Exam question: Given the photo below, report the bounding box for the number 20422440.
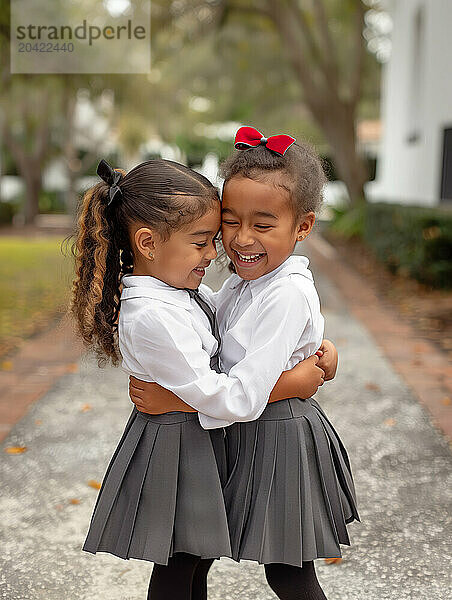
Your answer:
[18,42,74,53]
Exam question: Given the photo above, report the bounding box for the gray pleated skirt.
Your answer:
[83,407,232,565]
[223,397,360,567]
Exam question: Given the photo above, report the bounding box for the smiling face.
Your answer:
[221,175,314,281]
[132,203,221,289]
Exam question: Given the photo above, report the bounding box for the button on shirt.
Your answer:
[198,255,325,429]
[119,274,286,429]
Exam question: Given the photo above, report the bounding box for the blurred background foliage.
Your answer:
[0,0,450,361]
[1,0,383,221]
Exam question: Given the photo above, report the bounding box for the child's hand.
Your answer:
[269,355,326,402]
[315,339,338,381]
[289,355,325,399]
[128,376,197,414]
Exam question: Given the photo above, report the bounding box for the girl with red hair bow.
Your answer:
[129,128,360,599]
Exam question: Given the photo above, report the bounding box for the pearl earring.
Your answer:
[148,252,154,260]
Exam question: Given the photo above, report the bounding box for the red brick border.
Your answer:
[0,314,84,443]
[307,234,452,445]
[1,236,451,446]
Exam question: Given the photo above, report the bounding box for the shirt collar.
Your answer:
[230,255,313,298]
[120,274,194,310]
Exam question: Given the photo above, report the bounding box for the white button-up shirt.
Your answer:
[119,254,323,430]
[199,255,324,428]
[119,274,281,428]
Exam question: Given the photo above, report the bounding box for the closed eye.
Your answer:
[222,220,239,226]
[255,225,272,230]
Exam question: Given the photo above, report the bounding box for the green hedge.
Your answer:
[0,190,66,226]
[38,190,66,213]
[0,201,20,225]
[364,202,452,289]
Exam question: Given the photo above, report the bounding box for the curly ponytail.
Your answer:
[68,173,128,367]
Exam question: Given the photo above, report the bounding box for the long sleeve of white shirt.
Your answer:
[197,280,315,428]
[129,275,314,429]
[129,299,304,429]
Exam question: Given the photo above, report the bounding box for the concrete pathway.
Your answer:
[1,245,451,599]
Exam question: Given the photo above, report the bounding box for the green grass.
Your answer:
[0,236,75,360]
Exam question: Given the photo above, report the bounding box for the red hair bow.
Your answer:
[234,126,296,156]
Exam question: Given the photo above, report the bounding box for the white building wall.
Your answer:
[368,0,452,206]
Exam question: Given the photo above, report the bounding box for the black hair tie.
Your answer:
[97,159,124,207]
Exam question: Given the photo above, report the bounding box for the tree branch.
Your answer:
[224,0,272,20]
[283,0,339,99]
[35,91,51,166]
[349,0,366,106]
[265,0,329,105]
[286,0,319,59]
[311,0,340,91]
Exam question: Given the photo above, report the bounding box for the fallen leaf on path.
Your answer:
[35,419,42,425]
[384,418,396,426]
[69,498,81,505]
[441,397,451,406]
[88,480,101,490]
[4,446,27,454]
[324,558,342,565]
[81,404,92,412]
[118,569,132,577]
[67,363,79,373]
[0,361,13,371]
[365,382,380,391]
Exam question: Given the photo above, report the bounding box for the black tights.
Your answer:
[264,561,328,600]
[147,552,214,600]
[148,554,327,600]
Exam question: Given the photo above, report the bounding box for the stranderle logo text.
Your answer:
[16,20,146,46]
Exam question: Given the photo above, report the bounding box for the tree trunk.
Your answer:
[3,111,49,224]
[259,0,369,206]
[23,168,42,224]
[314,101,368,205]
[287,60,368,206]
[2,83,51,224]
